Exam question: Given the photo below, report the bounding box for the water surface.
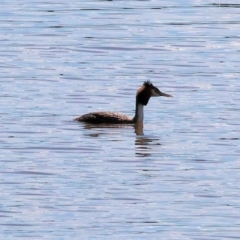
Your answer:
[0,0,240,239]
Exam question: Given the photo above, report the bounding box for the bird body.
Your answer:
[75,111,133,124]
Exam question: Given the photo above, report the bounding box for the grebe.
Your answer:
[74,81,172,124]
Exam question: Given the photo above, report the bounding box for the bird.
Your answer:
[74,81,172,124]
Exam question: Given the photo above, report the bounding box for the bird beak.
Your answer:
[159,92,173,97]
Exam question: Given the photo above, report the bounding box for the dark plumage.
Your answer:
[75,112,133,124]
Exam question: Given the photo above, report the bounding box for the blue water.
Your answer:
[1,1,240,239]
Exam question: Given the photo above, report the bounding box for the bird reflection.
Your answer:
[134,123,162,157]
[134,122,144,135]
[81,123,133,137]
[81,122,145,136]
[135,135,161,157]
[80,123,162,158]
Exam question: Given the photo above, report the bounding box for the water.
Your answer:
[1,0,240,239]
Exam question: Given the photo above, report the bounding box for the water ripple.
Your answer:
[0,0,239,239]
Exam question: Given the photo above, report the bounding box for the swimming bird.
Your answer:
[74,81,172,124]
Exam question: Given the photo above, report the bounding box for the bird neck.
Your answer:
[133,101,144,123]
